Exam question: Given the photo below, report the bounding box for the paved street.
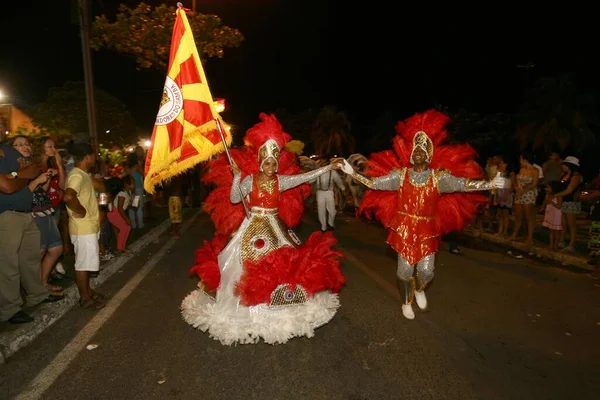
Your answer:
[1,210,599,399]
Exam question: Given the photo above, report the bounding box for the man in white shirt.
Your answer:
[312,160,346,232]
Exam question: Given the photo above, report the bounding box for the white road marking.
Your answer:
[17,211,202,400]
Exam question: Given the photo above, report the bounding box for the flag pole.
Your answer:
[215,118,250,219]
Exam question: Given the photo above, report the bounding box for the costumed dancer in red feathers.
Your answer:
[181,113,346,345]
[340,109,508,320]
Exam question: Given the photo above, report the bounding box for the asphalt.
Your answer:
[1,204,595,365]
[2,209,598,399]
[0,206,190,364]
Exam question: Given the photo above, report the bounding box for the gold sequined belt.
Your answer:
[397,210,435,220]
[251,207,278,215]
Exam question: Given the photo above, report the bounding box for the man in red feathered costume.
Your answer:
[181,113,346,345]
[340,109,508,320]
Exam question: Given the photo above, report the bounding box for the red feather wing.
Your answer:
[357,150,402,229]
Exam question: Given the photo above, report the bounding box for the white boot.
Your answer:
[401,303,415,319]
[414,290,427,310]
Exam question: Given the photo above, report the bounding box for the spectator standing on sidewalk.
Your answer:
[554,156,583,252]
[509,152,539,250]
[493,155,515,237]
[106,174,134,254]
[39,137,70,283]
[127,154,145,229]
[581,170,600,278]
[1,143,63,324]
[12,136,64,295]
[541,181,563,250]
[542,151,563,184]
[64,142,106,310]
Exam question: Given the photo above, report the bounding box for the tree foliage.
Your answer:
[436,105,516,160]
[90,2,245,72]
[29,82,137,146]
[311,105,354,158]
[274,108,317,153]
[516,73,598,155]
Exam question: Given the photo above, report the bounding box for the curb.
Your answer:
[462,228,594,273]
[0,211,193,364]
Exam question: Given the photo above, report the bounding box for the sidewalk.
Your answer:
[0,206,196,363]
[461,212,594,273]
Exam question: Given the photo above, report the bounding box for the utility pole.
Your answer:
[192,0,196,12]
[78,0,99,153]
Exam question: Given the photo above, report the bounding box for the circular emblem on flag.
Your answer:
[155,76,183,126]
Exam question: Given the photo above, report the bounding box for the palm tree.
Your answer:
[311,105,354,158]
[516,73,598,155]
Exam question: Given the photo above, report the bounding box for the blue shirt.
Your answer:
[0,144,33,213]
[131,170,144,193]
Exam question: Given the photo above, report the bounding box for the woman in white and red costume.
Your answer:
[181,113,346,345]
[340,109,507,320]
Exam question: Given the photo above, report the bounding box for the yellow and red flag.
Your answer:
[144,6,231,193]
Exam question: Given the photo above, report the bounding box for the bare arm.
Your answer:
[519,169,539,193]
[92,176,106,193]
[56,154,66,191]
[63,188,86,217]
[28,172,50,192]
[0,174,29,194]
[0,162,42,194]
[117,196,130,224]
[553,174,582,199]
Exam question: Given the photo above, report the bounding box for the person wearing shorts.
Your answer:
[64,142,106,310]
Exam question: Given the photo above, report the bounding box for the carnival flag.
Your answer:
[144,5,231,193]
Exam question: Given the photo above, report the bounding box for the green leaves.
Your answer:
[90,2,244,72]
[29,82,137,146]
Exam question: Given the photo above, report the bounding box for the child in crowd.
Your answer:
[107,175,135,254]
[542,181,563,249]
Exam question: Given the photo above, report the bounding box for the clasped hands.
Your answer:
[330,158,354,174]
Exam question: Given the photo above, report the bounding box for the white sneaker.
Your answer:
[402,303,415,319]
[414,290,427,310]
[55,261,66,274]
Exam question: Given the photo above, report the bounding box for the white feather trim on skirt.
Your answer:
[181,289,340,345]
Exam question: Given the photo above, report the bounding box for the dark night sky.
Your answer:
[0,0,597,145]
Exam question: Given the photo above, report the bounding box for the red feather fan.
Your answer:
[358,109,487,236]
[235,231,346,306]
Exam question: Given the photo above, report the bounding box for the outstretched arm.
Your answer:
[278,165,335,192]
[437,170,507,193]
[340,159,401,191]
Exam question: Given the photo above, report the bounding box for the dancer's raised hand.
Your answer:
[230,162,241,175]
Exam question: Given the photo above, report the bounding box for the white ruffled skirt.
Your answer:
[181,216,340,345]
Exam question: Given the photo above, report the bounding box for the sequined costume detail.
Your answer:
[241,176,296,262]
[387,169,441,265]
[357,168,491,266]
